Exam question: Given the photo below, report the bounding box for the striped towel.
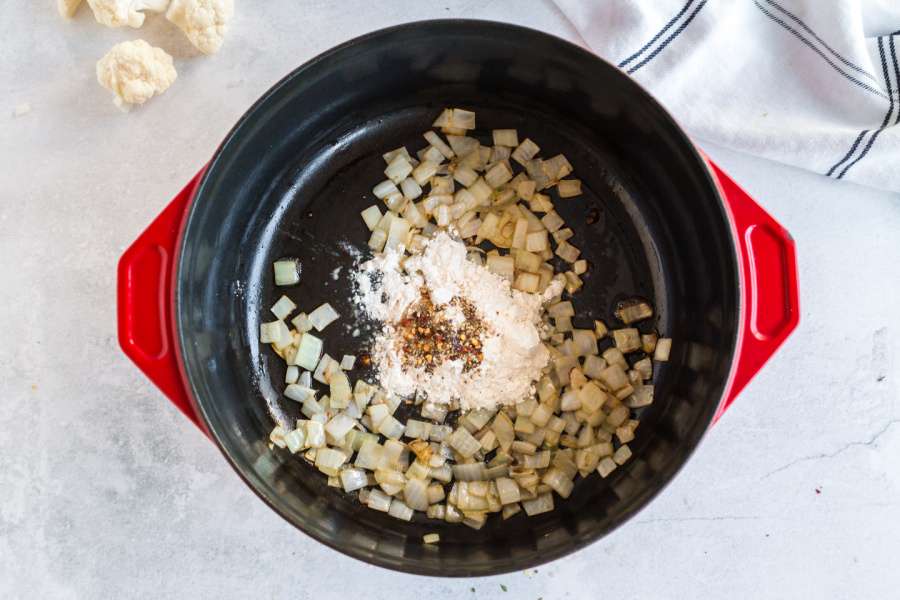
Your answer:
[554,0,900,192]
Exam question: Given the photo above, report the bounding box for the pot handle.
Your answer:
[706,161,800,419]
[117,171,205,429]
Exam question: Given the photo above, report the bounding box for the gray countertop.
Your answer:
[2,1,899,598]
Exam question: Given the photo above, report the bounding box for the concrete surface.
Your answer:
[1,1,898,598]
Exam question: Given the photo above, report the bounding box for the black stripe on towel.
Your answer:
[626,0,708,75]
[618,0,695,68]
[762,0,880,83]
[836,37,897,179]
[753,0,889,100]
[825,130,869,177]
[891,35,900,124]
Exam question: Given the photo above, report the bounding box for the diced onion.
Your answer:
[522,492,554,516]
[373,179,400,199]
[366,488,392,512]
[340,468,368,492]
[449,428,481,458]
[308,303,339,332]
[294,332,323,370]
[511,138,540,166]
[259,320,290,346]
[270,295,296,320]
[612,328,641,353]
[340,354,356,370]
[492,129,519,147]
[654,337,672,361]
[557,179,582,198]
[368,229,387,252]
[385,154,414,184]
[555,240,580,263]
[273,260,300,286]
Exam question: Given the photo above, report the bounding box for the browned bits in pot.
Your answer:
[396,289,487,373]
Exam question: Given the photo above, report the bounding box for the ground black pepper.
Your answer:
[397,289,485,372]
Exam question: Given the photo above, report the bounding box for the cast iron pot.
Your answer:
[117,20,799,577]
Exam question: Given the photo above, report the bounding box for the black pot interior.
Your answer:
[176,20,740,576]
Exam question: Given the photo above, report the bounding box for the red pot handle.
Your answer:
[117,170,206,429]
[707,160,800,420]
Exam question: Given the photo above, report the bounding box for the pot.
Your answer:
[117,20,798,576]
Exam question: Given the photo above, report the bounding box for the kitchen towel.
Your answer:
[553,0,900,192]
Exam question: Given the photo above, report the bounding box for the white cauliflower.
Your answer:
[166,0,233,55]
[57,0,83,18]
[96,40,177,111]
[86,0,170,28]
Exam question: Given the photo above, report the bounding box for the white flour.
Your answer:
[353,232,562,412]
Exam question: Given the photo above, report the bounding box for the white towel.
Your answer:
[553,0,900,192]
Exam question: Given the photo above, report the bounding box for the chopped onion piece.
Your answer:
[449,427,481,458]
[613,444,633,465]
[467,177,492,205]
[403,478,429,511]
[385,154,414,184]
[573,259,588,275]
[522,492,554,516]
[514,249,542,273]
[492,129,519,147]
[399,177,423,201]
[368,229,387,252]
[597,457,617,478]
[273,260,300,286]
[572,329,598,356]
[422,145,446,165]
[340,355,356,370]
[424,130,455,159]
[557,179,582,198]
[542,154,573,181]
[307,303,339,332]
[553,227,574,243]
[366,488,392,512]
[383,146,414,164]
[485,160,514,188]
[513,272,540,293]
[449,108,476,129]
[525,231,549,253]
[270,295,296,321]
[412,161,440,185]
[452,165,479,188]
[305,421,325,448]
[423,533,440,544]
[555,240,581,263]
[612,328,641,353]
[294,332,323,370]
[540,211,565,233]
[284,365,299,385]
[447,135,479,157]
[564,271,583,293]
[385,216,411,251]
[655,337,672,361]
[485,255,515,281]
[373,179,400,200]
[511,138,540,166]
[360,205,383,231]
[340,468,368,492]
[259,320,290,346]
[378,415,406,440]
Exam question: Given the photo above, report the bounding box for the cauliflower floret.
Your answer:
[166,0,233,55]
[57,0,83,18]
[86,0,170,28]
[96,40,177,111]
